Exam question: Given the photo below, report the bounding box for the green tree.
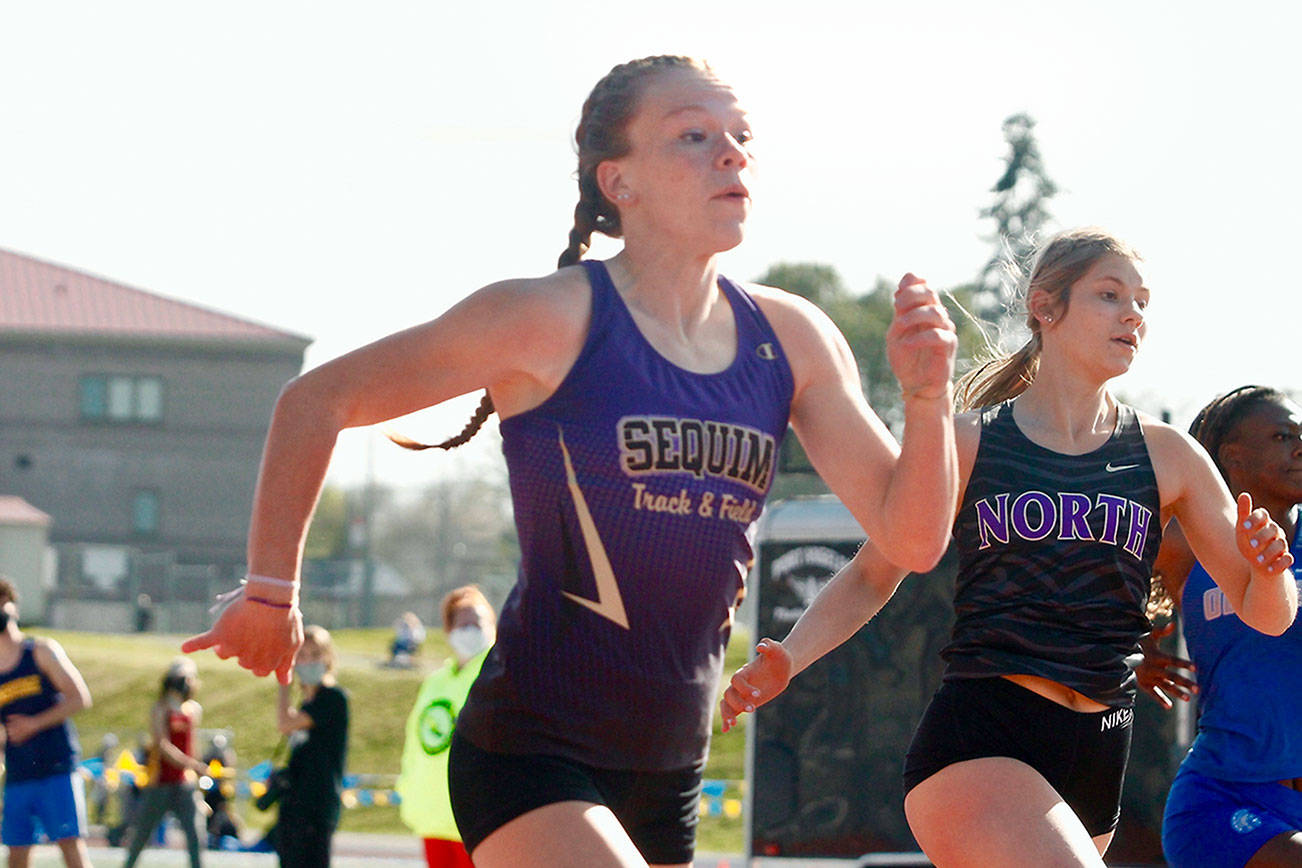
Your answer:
[756,262,848,307]
[757,265,994,498]
[977,113,1058,318]
[304,484,350,559]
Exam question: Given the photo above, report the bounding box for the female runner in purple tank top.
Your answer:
[182,56,961,867]
[721,228,1297,867]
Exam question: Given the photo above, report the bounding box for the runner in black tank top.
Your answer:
[721,228,1297,868]
[943,399,1160,705]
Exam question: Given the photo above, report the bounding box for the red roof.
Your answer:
[0,496,51,527]
[0,247,310,346]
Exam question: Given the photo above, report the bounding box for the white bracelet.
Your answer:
[245,573,296,588]
[244,573,299,606]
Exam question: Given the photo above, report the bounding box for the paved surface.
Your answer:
[24,833,758,867]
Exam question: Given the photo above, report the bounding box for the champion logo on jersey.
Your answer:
[756,342,777,360]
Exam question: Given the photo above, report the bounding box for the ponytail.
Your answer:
[955,227,1140,412]
[387,392,495,452]
[558,175,603,269]
[954,333,1042,411]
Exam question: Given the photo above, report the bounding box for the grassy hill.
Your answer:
[42,626,750,852]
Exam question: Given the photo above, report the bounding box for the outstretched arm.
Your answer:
[720,542,908,732]
[183,271,590,681]
[765,276,958,572]
[1153,424,1297,636]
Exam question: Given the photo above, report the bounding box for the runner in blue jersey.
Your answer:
[1137,386,1302,867]
[721,229,1298,867]
[184,56,962,867]
[0,578,95,868]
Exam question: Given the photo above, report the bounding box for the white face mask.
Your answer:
[448,625,490,661]
[295,661,327,686]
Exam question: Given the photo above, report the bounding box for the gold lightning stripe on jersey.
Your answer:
[557,429,630,630]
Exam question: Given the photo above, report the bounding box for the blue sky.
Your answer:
[3,1,1297,486]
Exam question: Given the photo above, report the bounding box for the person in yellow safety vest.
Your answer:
[397,586,497,868]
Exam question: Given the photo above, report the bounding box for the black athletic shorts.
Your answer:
[448,729,704,864]
[903,675,1133,836]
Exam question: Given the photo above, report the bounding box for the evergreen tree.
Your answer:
[976,113,1058,320]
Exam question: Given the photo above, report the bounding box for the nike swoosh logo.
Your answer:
[1105,461,1141,473]
[557,429,630,630]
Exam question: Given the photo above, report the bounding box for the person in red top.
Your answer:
[123,659,207,868]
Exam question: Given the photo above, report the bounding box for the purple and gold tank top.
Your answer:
[456,259,793,770]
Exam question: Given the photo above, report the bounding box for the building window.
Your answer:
[107,377,134,420]
[136,378,163,421]
[80,375,164,423]
[80,377,107,418]
[132,490,159,535]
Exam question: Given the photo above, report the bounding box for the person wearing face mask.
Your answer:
[395,587,497,868]
[123,658,207,868]
[274,626,348,868]
[0,577,94,868]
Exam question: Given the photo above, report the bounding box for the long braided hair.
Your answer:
[394,55,709,452]
[1147,386,1290,621]
[955,227,1142,411]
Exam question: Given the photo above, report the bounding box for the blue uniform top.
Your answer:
[944,401,1162,707]
[1180,519,1302,782]
[456,259,794,771]
[0,639,80,783]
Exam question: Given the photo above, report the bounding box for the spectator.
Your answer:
[0,576,94,868]
[200,734,241,850]
[397,587,496,867]
[389,613,426,668]
[122,659,206,868]
[275,626,349,868]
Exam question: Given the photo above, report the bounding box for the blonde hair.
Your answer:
[955,227,1141,411]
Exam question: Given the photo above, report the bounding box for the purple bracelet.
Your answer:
[246,596,293,610]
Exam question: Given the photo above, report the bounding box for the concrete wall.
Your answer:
[0,334,305,579]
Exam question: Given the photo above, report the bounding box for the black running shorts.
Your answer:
[903,675,1133,836]
[448,729,704,864]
